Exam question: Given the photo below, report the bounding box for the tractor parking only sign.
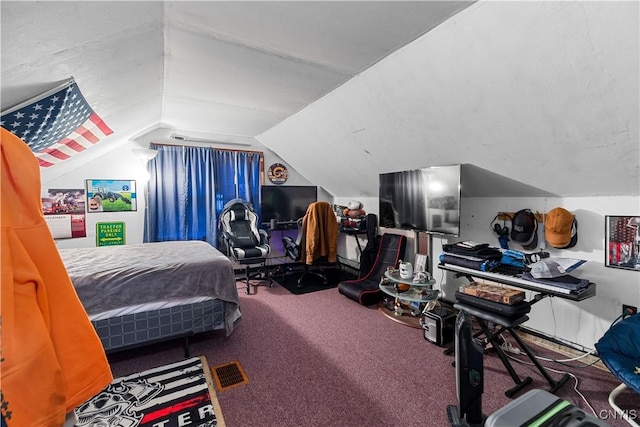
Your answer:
[96,221,126,246]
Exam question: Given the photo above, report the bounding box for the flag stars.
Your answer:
[0,82,111,165]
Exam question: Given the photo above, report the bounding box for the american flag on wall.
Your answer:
[0,79,113,167]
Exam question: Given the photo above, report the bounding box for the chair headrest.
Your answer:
[231,208,248,221]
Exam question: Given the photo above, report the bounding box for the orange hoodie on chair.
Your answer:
[0,128,113,426]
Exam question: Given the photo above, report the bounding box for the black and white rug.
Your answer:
[72,356,224,427]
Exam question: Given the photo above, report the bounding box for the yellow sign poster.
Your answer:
[96,221,126,246]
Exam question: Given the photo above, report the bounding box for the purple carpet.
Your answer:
[108,280,639,426]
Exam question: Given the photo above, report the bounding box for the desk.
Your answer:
[340,227,367,255]
[438,262,596,397]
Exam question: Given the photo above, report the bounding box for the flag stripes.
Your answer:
[0,79,112,167]
[74,357,219,427]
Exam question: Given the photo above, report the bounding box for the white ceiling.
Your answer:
[2,1,638,199]
[1,1,473,142]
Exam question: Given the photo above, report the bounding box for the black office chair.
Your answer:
[219,198,272,294]
[282,201,339,288]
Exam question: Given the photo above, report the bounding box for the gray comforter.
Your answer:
[58,240,240,335]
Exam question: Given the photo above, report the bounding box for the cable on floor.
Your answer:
[502,351,598,417]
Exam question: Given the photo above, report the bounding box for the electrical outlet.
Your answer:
[623,304,638,316]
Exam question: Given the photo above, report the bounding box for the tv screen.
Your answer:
[379,164,461,236]
[261,185,317,225]
[380,169,428,231]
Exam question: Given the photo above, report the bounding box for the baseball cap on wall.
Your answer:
[510,209,538,250]
[545,207,577,249]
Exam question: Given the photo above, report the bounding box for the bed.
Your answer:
[58,240,241,355]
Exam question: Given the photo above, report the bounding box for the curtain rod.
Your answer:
[171,134,252,147]
[150,141,264,154]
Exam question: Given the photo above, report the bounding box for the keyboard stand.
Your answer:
[454,302,570,398]
[438,263,588,397]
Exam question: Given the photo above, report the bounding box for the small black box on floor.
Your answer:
[422,306,456,346]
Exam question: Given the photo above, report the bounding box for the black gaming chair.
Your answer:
[219,198,271,294]
[282,201,340,289]
[338,233,407,305]
[281,218,330,287]
[282,218,304,264]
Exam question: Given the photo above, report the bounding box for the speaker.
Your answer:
[422,307,456,346]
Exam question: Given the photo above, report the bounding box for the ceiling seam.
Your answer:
[168,23,354,76]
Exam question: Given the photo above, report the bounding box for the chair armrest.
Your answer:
[281,236,300,261]
[282,235,294,245]
[259,229,270,244]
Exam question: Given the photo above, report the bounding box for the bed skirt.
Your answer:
[92,299,229,353]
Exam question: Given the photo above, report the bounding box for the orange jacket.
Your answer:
[1,128,112,426]
[299,201,339,264]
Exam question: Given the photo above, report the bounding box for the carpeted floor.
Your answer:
[107,281,639,427]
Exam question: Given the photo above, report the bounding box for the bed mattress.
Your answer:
[59,241,241,343]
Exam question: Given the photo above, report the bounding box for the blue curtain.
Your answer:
[213,150,262,219]
[146,144,262,247]
[213,150,239,216]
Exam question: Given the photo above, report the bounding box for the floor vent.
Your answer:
[210,360,249,392]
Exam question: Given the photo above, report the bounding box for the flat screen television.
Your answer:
[261,185,317,225]
[379,164,461,236]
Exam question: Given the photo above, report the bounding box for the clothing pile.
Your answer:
[523,258,590,293]
[439,241,507,273]
[440,240,591,294]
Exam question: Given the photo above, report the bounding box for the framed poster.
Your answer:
[86,179,137,212]
[42,188,87,239]
[605,215,640,271]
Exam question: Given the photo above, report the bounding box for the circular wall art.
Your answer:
[268,163,288,184]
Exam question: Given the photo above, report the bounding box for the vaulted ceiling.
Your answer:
[2,1,638,198]
[1,1,472,147]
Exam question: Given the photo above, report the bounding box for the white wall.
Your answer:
[258,1,639,200]
[46,139,318,249]
[382,195,639,352]
[331,193,640,352]
[47,144,149,249]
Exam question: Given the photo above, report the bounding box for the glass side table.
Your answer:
[378,269,439,327]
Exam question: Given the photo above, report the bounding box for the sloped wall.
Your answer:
[258,1,639,199]
[258,1,640,350]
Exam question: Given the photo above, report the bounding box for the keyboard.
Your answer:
[491,264,528,277]
[438,263,596,301]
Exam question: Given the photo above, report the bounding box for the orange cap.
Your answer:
[545,207,574,248]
